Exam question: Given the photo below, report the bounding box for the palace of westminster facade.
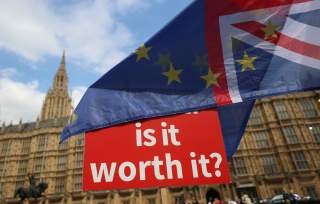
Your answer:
[0,52,319,203]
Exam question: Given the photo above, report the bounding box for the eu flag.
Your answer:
[62,0,320,157]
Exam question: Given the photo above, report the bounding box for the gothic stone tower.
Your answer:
[40,51,72,121]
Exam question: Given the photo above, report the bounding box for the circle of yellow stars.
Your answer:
[134,44,224,88]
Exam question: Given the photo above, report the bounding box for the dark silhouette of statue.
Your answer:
[28,173,36,197]
[14,174,48,203]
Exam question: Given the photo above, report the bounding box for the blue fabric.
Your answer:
[91,0,206,93]
[233,39,320,100]
[289,9,320,28]
[62,88,215,138]
[61,0,320,159]
[218,100,255,159]
[62,0,212,141]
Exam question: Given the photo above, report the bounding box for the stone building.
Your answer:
[229,92,320,202]
[0,52,319,203]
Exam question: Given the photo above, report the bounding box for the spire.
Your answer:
[53,50,68,90]
[40,50,72,121]
[60,49,66,67]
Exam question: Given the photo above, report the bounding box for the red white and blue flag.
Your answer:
[62,0,320,158]
[207,0,320,105]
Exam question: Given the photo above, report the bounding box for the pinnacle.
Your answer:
[60,49,66,66]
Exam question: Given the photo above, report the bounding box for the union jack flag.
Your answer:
[207,0,320,105]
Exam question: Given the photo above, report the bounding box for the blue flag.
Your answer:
[62,0,320,157]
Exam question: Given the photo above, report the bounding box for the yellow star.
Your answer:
[261,20,279,39]
[135,44,152,62]
[162,63,183,85]
[156,53,171,70]
[236,52,257,72]
[201,69,220,88]
[193,54,208,68]
[69,113,78,125]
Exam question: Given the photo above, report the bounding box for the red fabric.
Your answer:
[204,0,311,105]
[234,20,320,60]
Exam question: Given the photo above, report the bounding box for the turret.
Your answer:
[40,50,72,121]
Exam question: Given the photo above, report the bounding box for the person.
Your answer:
[226,197,237,204]
[191,194,199,204]
[28,173,36,197]
[184,193,199,204]
[28,174,36,186]
[207,197,213,204]
[241,193,252,204]
[214,197,222,204]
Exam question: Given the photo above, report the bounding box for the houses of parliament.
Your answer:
[0,52,319,203]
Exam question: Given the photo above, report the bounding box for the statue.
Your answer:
[14,174,48,203]
[28,174,36,197]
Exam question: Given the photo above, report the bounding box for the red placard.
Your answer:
[83,109,230,190]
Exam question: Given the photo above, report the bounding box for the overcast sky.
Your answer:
[0,0,192,124]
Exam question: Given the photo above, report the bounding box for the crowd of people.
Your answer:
[181,190,316,204]
[211,193,253,204]
[180,191,253,204]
